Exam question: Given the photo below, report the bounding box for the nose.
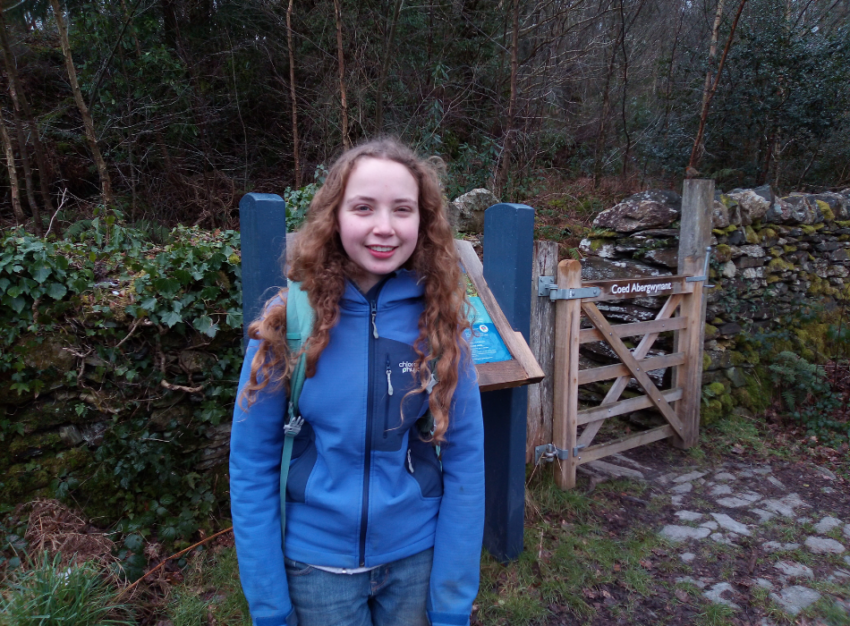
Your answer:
[372,209,395,236]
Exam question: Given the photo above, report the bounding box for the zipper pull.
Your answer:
[386,357,393,396]
[370,302,379,339]
[407,449,415,473]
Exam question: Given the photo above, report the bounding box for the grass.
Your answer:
[0,552,134,626]
[164,545,250,626]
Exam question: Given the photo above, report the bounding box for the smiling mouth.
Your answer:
[367,245,396,252]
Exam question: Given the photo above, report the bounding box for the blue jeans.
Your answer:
[285,548,433,626]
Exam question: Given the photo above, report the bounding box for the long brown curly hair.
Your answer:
[241,138,472,443]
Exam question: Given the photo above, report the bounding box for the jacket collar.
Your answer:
[340,270,424,309]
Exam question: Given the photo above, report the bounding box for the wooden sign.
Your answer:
[455,240,545,392]
[583,275,692,302]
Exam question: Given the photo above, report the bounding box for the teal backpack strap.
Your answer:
[280,280,313,543]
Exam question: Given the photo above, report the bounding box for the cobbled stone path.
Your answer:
[582,456,850,621]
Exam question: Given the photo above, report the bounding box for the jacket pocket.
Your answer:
[406,436,443,499]
[286,441,317,503]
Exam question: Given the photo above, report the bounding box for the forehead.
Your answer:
[344,157,418,199]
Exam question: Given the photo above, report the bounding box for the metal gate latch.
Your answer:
[534,443,586,465]
[537,277,601,301]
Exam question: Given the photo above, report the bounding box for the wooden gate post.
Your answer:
[239,193,288,347]
[674,179,714,447]
[552,260,582,488]
[481,202,535,562]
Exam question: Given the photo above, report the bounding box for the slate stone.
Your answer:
[581,256,672,281]
[813,516,843,534]
[660,525,712,542]
[675,511,704,522]
[448,188,499,233]
[770,586,821,616]
[714,472,736,482]
[710,513,751,536]
[727,230,747,245]
[674,471,708,483]
[704,582,740,609]
[644,248,678,268]
[723,367,747,388]
[671,482,693,494]
[774,561,813,580]
[593,193,681,233]
[680,552,696,562]
[762,541,800,553]
[804,536,846,554]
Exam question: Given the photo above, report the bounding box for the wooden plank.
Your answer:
[455,240,545,387]
[579,316,688,344]
[581,301,686,436]
[578,352,686,385]
[582,275,693,302]
[476,359,532,392]
[577,388,684,425]
[672,179,714,449]
[552,260,582,489]
[576,294,682,449]
[576,425,675,464]
[526,240,558,462]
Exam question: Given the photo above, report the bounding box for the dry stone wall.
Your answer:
[578,186,850,423]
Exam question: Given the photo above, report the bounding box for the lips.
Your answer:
[367,244,397,259]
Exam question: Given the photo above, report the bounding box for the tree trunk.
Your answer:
[332,0,349,149]
[286,0,301,188]
[11,102,40,230]
[495,0,519,197]
[0,109,23,224]
[0,7,51,231]
[375,0,404,134]
[49,0,114,207]
[593,15,621,188]
[686,0,748,176]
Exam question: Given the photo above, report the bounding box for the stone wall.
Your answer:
[577,185,850,423]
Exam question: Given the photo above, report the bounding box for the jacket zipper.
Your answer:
[360,297,379,567]
[383,355,393,439]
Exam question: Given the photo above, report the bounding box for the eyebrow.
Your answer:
[346,195,418,204]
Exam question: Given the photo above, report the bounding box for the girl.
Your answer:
[230,139,485,626]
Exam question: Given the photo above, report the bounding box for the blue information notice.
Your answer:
[465,296,512,364]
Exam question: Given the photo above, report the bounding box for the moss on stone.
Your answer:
[761,228,777,241]
[783,245,798,253]
[703,353,712,370]
[707,381,727,396]
[745,226,759,244]
[767,257,795,272]
[769,246,784,258]
[836,220,850,228]
[723,225,739,234]
[816,199,835,221]
[702,398,725,425]
[714,244,733,263]
[712,229,726,237]
[801,223,825,234]
[590,239,604,252]
[704,323,719,340]
[766,275,782,284]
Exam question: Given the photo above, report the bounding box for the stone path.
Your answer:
[581,456,850,620]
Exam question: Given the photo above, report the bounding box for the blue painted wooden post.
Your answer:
[239,193,288,346]
[481,203,535,562]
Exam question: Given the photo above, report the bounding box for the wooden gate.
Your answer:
[534,180,715,489]
[539,256,708,488]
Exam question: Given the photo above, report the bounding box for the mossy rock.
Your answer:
[745,226,759,244]
[767,257,795,272]
[801,223,825,234]
[702,398,725,425]
[704,323,719,340]
[783,245,797,253]
[761,228,777,241]
[714,244,733,263]
[836,220,850,228]
[766,275,782,284]
[0,447,92,506]
[816,199,835,221]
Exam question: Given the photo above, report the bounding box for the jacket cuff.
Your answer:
[428,611,469,626]
[254,608,297,626]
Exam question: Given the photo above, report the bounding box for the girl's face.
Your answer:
[337,157,420,293]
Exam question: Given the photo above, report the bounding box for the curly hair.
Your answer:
[241,138,472,443]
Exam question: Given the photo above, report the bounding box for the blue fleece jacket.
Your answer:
[229,270,485,626]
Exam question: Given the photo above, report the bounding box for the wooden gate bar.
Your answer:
[577,388,684,425]
[578,352,686,385]
[579,425,675,464]
[552,259,582,489]
[579,316,688,343]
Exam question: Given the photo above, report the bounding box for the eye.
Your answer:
[395,205,415,213]
[353,204,372,212]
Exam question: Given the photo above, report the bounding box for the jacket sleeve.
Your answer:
[427,354,485,626]
[230,338,298,626]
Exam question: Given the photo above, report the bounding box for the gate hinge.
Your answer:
[534,443,586,465]
[538,276,601,301]
[685,246,715,288]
